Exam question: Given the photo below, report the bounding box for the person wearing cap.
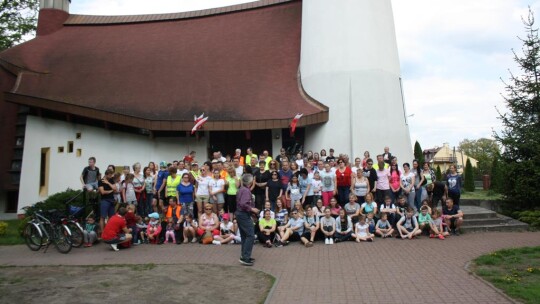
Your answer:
[236,174,259,266]
[154,161,169,213]
[211,213,235,245]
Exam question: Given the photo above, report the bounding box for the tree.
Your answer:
[464,159,475,192]
[0,0,39,51]
[490,155,503,192]
[458,138,500,176]
[495,8,540,209]
[435,165,442,181]
[413,141,425,164]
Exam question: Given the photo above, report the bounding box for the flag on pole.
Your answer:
[290,113,303,136]
[191,113,209,134]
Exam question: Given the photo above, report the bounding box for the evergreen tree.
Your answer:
[464,159,475,192]
[495,8,540,209]
[435,165,442,181]
[413,141,425,164]
[490,155,502,192]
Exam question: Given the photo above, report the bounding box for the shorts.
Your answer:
[103,234,126,244]
[209,193,225,204]
[180,202,193,216]
[195,195,210,204]
[406,227,414,233]
[157,188,166,201]
[100,199,116,218]
[84,182,99,191]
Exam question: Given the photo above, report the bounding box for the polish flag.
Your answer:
[290,113,303,136]
[191,113,209,134]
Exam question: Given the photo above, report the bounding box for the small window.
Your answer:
[76,132,81,139]
[67,141,74,153]
[58,146,64,153]
[76,149,82,157]
[39,148,50,196]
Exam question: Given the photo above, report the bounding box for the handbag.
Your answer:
[202,231,213,244]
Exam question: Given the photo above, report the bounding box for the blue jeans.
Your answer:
[100,199,115,219]
[414,187,423,211]
[235,211,255,260]
[337,186,350,207]
[145,193,154,216]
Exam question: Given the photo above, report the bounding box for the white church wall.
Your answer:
[18,116,208,214]
[300,0,414,162]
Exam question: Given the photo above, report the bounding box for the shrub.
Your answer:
[24,188,85,217]
[464,159,475,192]
[0,221,7,236]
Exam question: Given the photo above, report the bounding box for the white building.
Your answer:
[0,0,412,216]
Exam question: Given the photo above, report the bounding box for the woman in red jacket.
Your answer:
[335,158,352,207]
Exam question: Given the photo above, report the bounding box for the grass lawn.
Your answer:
[461,189,502,200]
[0,220,25,246]
[472,246,540,304]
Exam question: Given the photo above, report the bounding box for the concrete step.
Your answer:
[459,206,498,219]
[462,217,509,227]
[461,222,529,233]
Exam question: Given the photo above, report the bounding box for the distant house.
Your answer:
[423,143,478,174]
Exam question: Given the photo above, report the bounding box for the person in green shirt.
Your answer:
[417,205,432,234]
[258,209,277,248]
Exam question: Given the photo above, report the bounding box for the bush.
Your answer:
[0,221,7,236]
[517,210,540,229]
[24,188,85,217]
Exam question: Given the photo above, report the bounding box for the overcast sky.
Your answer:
[70,0,540,150]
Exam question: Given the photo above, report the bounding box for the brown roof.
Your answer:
[0,0,328,131]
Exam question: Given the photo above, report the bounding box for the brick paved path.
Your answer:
[2,232,539,303]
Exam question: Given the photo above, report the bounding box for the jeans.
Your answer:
[83,230,97,244]
[337,186,350,207]
[404,190,416,210]
[145,193,154,216]
[334,231,352,242]
[235,211,255,260]
[375,189,391,205]
[414,187,423,211]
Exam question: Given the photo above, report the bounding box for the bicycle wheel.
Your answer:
[54,224,72,254]
[24,223,43,251]
[66,221,84,248]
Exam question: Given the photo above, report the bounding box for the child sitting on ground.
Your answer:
[83,216,98,247]
[136,216,148,244]
[417,206,432,235]
[430,209,449,239]
[163,217,176,244]
[375,213,394,238]
[397,208,421,239]
[353,215,374,242]
[421,199,432,215]
[366,212,376,234]
[147,213,161,243]
[182,214,198,244]
[212,213,236,245]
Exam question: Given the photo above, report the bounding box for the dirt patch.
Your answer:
[0,264,274,304]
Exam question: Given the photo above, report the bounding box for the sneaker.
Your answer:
[325,238,329,245]
[87,242,93,247]
[329,238,334,245]
[191,237,198,243]
[163,240,168,244]
[454,230,460,236]
[275,241,283,247]
[110,244,119,251]
[438,234,445,240]
[183,239,188,244]
[84,243,90,247]
[212,240,221,245]
[238,258,253,266]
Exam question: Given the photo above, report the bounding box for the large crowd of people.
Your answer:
[80,146,464,265]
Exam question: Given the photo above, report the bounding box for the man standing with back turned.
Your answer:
[236,174,259,266]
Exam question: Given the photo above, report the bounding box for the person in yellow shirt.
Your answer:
[262,150,272,171]
[372,155,389,170]
[245,147,257,169]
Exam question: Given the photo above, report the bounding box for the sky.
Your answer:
[69,0,540,150]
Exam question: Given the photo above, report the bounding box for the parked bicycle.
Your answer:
[23,209,73,254]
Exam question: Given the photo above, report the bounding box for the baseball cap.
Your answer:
[159,161,167,168]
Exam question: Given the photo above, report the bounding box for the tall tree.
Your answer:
[413,141,425,164]
[0,0,39,51]
[435,165,442,181]
[458,138,500,176]
[464,159,475,192]
[495,8,540,209]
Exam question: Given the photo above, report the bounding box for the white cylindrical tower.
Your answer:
[300,0,414,163]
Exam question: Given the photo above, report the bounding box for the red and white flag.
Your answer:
[191,113,209,134]
[290,113,303,136]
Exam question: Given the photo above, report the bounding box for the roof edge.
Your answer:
[65,0,295,25]
[4,92,328,131]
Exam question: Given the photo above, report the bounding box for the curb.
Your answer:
[464,261,521,304]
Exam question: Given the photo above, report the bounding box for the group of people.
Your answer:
[80,146,465,265]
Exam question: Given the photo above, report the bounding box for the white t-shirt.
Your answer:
[235,166,244,177]
[196,176,212,196]
[355,222,369,237]
[220,221,233,234]
[177,169,189,177]
[209,178,225,194]
[311,179,322,195]
[259,210,276,219]
[319,170,336,192]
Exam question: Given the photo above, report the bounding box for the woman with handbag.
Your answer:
[197,203,220,244]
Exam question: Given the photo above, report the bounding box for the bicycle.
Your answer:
[23,209,73,254]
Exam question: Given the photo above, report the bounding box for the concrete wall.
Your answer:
[18,115,208,214]
[300,0,413,162]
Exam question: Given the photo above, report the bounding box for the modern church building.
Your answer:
[0,0,412,215]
